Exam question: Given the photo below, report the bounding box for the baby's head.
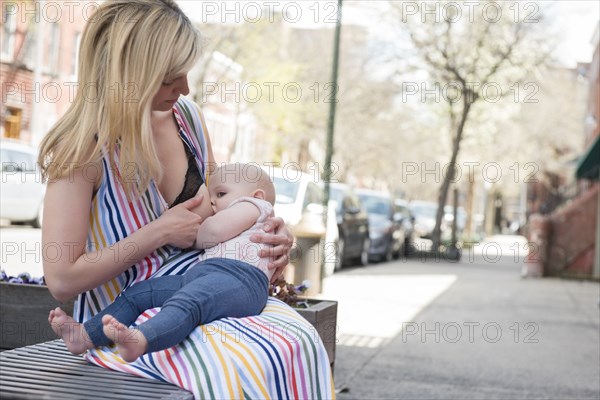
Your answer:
[208,163,275,212]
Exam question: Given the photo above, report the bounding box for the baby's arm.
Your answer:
[194,201,261,249]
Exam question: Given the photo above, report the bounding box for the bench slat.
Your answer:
[1,366,182,395]
[1,375,151,399]
[4,350,96,365]
[0,340,193,399]
[2,347,176,383]
[1,374,175,399]
[0,359,167,388]
[0,355,173,388]
[0,387,86,400]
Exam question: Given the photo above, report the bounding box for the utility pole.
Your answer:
[323,0,343,210]
[322,0,343,278]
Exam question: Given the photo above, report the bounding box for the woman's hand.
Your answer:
[158,195,204,248]
[251,217,294,283]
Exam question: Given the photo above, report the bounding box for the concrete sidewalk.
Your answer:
[318,236,600,399]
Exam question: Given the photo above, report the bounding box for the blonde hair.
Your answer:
[38,0,202,197]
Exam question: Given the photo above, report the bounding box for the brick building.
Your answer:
[527,23,600,278]
[1,1,86,144]
[577,24,600,178]
[573,23,600,277]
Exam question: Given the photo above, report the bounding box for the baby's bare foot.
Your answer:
[102,315,148,362]
[48,307,92,355]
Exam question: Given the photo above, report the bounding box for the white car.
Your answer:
[268,167,339,278]
[0,140,45,227]
[409,200,438,239]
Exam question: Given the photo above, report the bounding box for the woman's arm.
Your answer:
[194,202,260,249]
[42,165,204,303]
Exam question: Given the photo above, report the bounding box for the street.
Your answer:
[0,224,43,279]
[319,236,600,399]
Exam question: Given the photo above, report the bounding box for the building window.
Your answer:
[23,22,37,69]
[1,4,17,61]
[71,32,81,78]
[2,107,23,140]
[44,22,61,76]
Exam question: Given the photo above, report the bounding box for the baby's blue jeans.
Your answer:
[83,258,269,353]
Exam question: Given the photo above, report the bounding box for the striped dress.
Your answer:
[78,96,335,399]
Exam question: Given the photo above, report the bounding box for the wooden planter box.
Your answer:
[296,299,338,369]
[0,283,74,350]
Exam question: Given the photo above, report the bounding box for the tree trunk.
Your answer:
[464,176,475,239]
[431,99,473,251]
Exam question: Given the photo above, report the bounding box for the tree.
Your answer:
[193,13,401,176]
[390,0,551,250]
[192,17,326,168]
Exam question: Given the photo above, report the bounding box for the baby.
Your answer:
[49,163,276,362]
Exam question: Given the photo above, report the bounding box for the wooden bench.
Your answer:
[0,340,193,399]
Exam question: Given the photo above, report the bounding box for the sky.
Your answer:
[176,0,600,67]
[551,0,599,67]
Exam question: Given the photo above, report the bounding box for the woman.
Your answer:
[38,1,334,398]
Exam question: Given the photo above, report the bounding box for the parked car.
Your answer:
[394,198,415,253]
[409,200,438,239]
[0,140,45,227]
[269,167,339,277]
[409,200,465,241]
[329,183,370,270]
[355,189,405,262]
[443,205,467,240]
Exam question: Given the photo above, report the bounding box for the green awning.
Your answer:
[576,135,600,180]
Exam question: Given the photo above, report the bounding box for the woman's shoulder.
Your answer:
[175,96,203,117]
[173,96,214,166]
[174,96,207,137]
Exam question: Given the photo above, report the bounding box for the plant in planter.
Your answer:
[270,278,338,368]
[269,277,311,308]
[0,270,74,349]
[1,271,45,285]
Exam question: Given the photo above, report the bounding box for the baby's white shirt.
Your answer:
[198,196,275,279]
